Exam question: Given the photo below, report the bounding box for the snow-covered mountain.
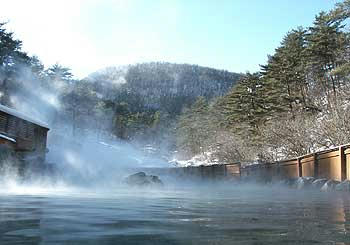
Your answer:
[87,62,241,114]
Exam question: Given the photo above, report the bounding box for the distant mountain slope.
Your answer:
[87,62,241,115]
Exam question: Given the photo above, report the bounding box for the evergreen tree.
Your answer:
[262,28,309,114]
[223,73,267,136]
[176,97,210,155]
[0,23,30,105]
[46,63,73,85]
[306,11,347,102]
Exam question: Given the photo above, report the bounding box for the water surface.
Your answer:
[0,183,350,244]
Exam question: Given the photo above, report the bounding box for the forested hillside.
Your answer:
[88,62,240,115]
[175,0,350,165]
[0,26,240,152]
[2,0,350,167]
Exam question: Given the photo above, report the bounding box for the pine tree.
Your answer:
[306,11,347,102]
[176,97,210,155]
[223,73,267,136]
[0,23,30,105]
[262,28,309,114]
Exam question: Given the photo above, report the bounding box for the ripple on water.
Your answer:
[0,185,349,244]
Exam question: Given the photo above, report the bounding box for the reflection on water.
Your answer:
[0,184,350,244]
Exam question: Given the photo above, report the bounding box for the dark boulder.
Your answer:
[125,172,149,186]
[124,172,163,187]
[149,175,163,185]
[320,179,341,192]
[279,178,299,187]
[312,178,328,189]
[335,180,350,192]
[296,177,315,189]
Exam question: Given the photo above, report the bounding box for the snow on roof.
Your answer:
[0,104,49,129]
[0,133,16,143]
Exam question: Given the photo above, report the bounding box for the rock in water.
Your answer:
[320,180,340,192]
[335,180,350,191]
[149,175,163,185]
[296,177,315,189]
[312,178,328,189]
[125,172,149,186]
[279,178,298,187]
[124,172,163,187]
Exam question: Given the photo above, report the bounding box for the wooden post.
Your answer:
[4,115,9,132]
[238,162,242,178]
[199,165,203,180]
[314,153,318,178]
[298,157,302,177]
[346,148,350,180]
[340,146,346,181]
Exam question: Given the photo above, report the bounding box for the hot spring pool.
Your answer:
[0,183,350,244]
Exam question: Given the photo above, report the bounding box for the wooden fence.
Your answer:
[139,163,241,181]
[139,144,350,182]
[236,144,350,182]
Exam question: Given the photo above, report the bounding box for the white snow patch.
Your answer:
[169,151,220,167]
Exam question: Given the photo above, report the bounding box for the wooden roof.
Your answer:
[0,104,49,129]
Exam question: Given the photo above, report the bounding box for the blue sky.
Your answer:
[0,0,341,78]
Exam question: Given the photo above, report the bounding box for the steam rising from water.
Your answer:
[0,139,170,196]
[1,65,170,194]
[47,136,169,186]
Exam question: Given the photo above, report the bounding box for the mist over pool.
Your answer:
[0,179,350,244]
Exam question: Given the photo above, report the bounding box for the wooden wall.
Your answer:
[234,145,350,182]
[139,163,241,181]
[240,145,350,181]
[140,145,350,182]
[0,110,49,165]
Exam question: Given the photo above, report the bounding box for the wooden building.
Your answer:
[0,104,49,163]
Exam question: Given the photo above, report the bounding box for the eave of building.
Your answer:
[0,104,50,130]
[0,133,16,143]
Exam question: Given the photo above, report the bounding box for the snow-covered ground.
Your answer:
[169,151,220,167]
